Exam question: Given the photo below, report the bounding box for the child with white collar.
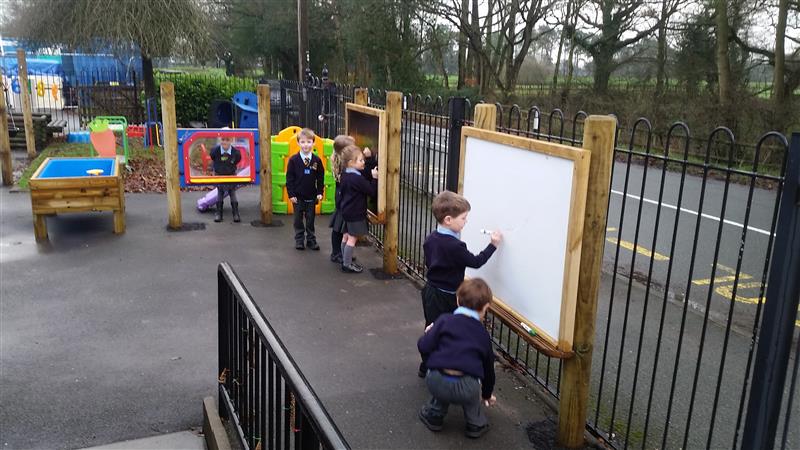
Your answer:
[286,128,325,250]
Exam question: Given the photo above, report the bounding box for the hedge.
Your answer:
[154,73,259,126]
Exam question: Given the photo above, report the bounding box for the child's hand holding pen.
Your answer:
[480,228,503,246]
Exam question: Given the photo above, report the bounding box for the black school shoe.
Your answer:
[330,254,356,263]
[295,242,305,250]
[307,242,320,251]
[341,263,363,273]
[465,422,491,439]
[418,407,443,432]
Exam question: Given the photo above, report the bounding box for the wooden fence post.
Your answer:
[16,49,36,158]
[472,104,497,132]
[354,88,368,106]
[257,84,273,225]
[557,115,616,448]
[160,81,181,229]
[0,79,12,186]
[382,91,402,274]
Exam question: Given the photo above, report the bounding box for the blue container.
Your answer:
[67,131,91,143]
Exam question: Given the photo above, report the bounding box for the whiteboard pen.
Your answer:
[520,322,537,336]
[480,228,493,235]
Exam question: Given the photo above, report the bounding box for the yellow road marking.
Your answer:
[692,274,753,286]
[714,282,766,305]
[605,237,670,261]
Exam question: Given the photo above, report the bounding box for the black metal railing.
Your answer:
[218,262,349,450]
[263,78,800,449]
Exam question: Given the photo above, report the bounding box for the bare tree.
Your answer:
[425,0,556,99]
[574,0,670,95]
[654,0,690,100]
[551,0,573,95]
[730,0,800,123]
[6,0,211,99]
[714,0,734,110]
[457,0,470,88]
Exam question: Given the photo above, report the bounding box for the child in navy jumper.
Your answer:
[209,135,243,223]
[286,128,325,250]
[418,278,497,439]
[328,135,355,263]
[418,190,502,376]
[331,145,378,273]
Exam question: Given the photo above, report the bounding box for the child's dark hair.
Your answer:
[333,135,355,154]
[340,144,363,167]
[298,128,316,141]
[432,190,471,223]
[457,278,492,311]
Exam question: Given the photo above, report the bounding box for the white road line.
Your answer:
[409,135,446,149]
[610,190,774,237]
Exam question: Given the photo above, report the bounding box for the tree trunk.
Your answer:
[654,0,669,100]
[466,0,480,85]
[715,0,732,110]
[142,53,155,101]
[479,0,494,95]
[551,0,571,95]
[436,39,450,89]
[773,0,788,106]
[501,0,519,100]
[592,45,614,96]
[297,0,309,80]
[332,2,347,81]
[457,0,469,89]
[561,8,578,105]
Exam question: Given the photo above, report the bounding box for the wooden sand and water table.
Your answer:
[29,157,126,241]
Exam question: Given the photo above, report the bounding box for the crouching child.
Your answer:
[417,278,497,439]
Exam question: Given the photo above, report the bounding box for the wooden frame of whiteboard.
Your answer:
[345,103,388,223]
[458,126,590,355]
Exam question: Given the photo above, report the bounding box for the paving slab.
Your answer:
[1,186,560,449]
[80,430,204,450]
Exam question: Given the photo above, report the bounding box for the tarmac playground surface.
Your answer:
[1,186,563,449]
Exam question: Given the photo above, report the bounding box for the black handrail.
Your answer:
[218,262,349,450]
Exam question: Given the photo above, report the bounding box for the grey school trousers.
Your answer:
[424,369,488,427]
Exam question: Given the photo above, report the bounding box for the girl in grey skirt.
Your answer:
[334,145,378,273]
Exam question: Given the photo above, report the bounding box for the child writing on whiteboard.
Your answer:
[418,190,502,377]
[417,278,497,439]
[333,145,378,273]
[328,134,356,263]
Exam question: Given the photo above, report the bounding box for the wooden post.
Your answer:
[257,84,273,225]
[16,49,36,158]
[160,82,182,229]
[354,88,368,106]
[0,79,12,186]
[557,115,616,448]
[382,91,402,274]
[473,103,497,131]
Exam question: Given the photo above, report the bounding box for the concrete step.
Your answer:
[80,430,205,450]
